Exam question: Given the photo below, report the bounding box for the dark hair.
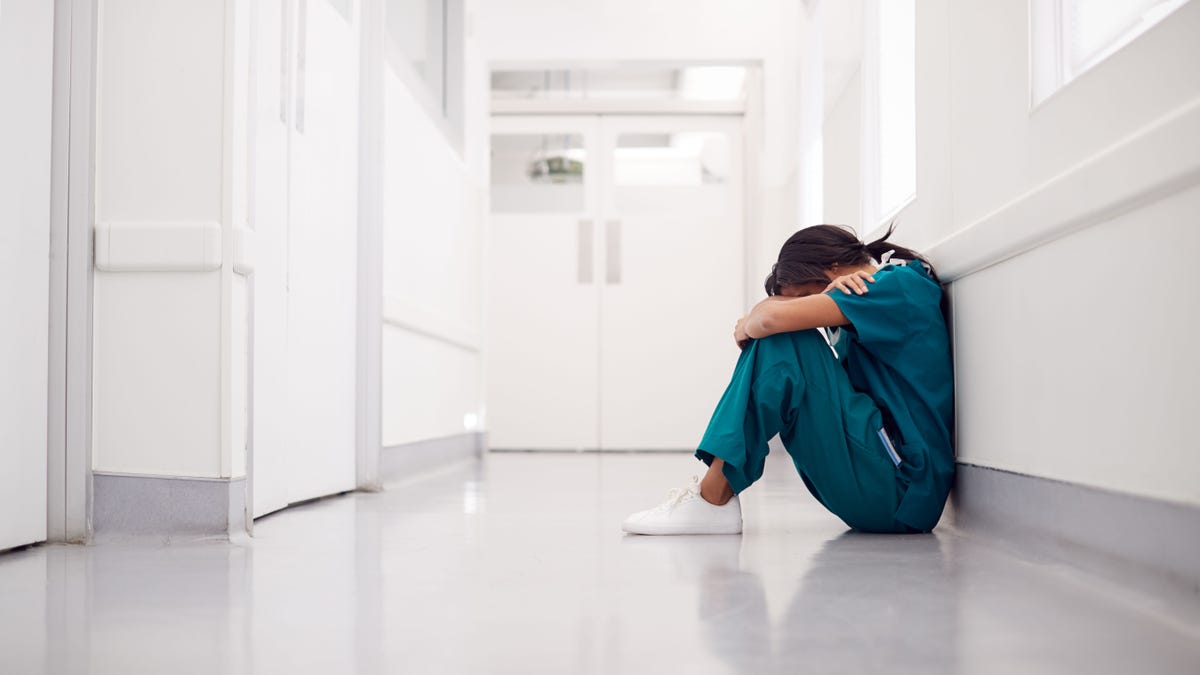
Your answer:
[764,222,939,296]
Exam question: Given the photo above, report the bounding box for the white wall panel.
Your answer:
[822,70,861,227]
[382,329,481,447]
[0,0,53,549]
[953,185,1200,506]
[92,273,223,477]
[380,58,484,447]
[888,0,1200,506]
[93,0,229,479]
[383,73,482,336]
[95,0,226,223]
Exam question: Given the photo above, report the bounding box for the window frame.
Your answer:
[383,0,465,154]
[861,0,917,230]
[1029,0,1190,108]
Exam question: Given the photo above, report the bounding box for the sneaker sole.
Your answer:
[621,521,743,536]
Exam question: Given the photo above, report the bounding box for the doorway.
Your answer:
[486,114,745,451]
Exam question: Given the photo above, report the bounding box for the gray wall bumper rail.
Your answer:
[947,463,1200,592]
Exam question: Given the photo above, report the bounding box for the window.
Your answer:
[613,132,730,187]
[489,66,748,103]
[385,0,463,137]
[489,134,586,214]
[611,131,734,214]
[862,0,916,227]
[1030,0,1189,105]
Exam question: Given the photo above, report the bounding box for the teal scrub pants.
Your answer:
[696,330,915,534]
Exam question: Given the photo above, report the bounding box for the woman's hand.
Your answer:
[734,316,751,350]
[824,270,876,295]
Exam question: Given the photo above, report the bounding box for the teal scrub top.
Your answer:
[827,261,954,531]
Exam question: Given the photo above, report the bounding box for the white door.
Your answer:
[597,116,744,450]
[486,115,744,451]
[250,0,293,517]
[285,0,360,501]
[487,117,602,449]
[0,0,53,548]
[251,0,359,516]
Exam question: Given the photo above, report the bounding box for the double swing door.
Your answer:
[249,0,360,516]
[487,115,744,451]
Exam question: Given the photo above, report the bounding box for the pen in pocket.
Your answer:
[877,428,902,467]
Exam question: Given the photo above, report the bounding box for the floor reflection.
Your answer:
[627,531,956,675]
[1,453,1197,674]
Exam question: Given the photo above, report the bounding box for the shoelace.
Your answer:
[657,476,701,511]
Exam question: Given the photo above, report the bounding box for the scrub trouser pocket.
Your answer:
[695,330,909,533]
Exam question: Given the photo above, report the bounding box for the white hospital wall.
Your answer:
[92,0,239,478]
[89,0,492,468]
[380,1,488,447]
[820,0,1200,507]
[822,69,861,226]
[950,186,1200,506]
[476,0,806,305]
[934,0,1199,507]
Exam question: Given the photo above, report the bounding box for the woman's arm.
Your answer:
[742,294,850,339]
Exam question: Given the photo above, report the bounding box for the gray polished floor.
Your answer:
[2,451,1198,674]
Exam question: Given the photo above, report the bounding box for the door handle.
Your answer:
[577,219,593,284]
[605,220,621,284]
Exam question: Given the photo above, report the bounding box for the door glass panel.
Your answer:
[614,132,730,185]
[490,133,586,213]
[612,131,732,212]
[491,66,747,102]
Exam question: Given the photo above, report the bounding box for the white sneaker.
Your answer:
[622,476,743,535]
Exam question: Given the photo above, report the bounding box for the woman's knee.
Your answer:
[753,329,827,353]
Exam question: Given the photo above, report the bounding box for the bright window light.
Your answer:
[877,0,916,219]
[490,66,748,102]
[613,132,730,186]
[1031,0,1189,104]
[873,0,916,223]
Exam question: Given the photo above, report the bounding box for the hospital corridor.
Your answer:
[1,0,1198,673]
